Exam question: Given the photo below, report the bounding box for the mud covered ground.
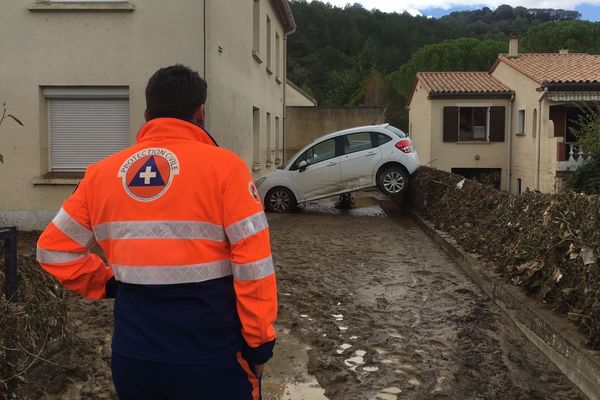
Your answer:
[270,192,584,400]
[10,191,585,399]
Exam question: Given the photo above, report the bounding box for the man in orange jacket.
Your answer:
[37,65,277,400]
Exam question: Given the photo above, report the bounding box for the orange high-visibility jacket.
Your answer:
[37,118,277,363]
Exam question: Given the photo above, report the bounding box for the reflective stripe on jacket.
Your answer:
[37,118,277,363]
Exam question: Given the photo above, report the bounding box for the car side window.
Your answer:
[373,132,392,147]
[306,139,336,165]
[342,132,374,155]
[291,138,336,170]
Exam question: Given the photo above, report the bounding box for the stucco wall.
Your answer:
[491,61,560,193]
[286,82,316,107]
[205,0,286,171]
[427,98,511,191]
[285,106,386,160]
[408,81,432,165]
[0,0,287,229]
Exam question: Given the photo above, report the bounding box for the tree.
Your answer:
[566,103,600,194]
[521,20,600,53]
[0,102,24,164]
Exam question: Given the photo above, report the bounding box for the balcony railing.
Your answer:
[557,142,589,172]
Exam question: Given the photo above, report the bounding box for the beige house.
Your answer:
[286,80,318,107]
[408,38,600,193]
[0,0,295,230]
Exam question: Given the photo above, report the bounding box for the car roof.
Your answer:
[309,123,391,144]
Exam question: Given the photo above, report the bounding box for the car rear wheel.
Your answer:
[265,187,297,212]
[377,166,408,195]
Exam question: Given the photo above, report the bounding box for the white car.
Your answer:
[256,124,420,212]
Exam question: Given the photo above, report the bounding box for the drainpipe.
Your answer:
[535,87,548,190]
[282,33,288,164]
[507,93,515,192]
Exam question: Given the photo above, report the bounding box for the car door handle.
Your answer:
[326,162,338,167]
[366,152,377,156]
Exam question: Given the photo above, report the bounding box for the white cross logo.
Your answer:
[139,166,157,185]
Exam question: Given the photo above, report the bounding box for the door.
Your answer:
[290,138,342,200]
[339,132,382,189]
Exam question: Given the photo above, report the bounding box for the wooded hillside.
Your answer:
[287,1,600,129]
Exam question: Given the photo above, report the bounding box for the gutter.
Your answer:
[535,87,548,190]
[283,33,288,164]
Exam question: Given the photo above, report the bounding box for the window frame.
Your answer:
[516,107,526,135]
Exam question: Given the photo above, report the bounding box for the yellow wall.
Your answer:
[408,82,432,165]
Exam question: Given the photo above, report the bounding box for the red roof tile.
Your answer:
[493,53,600,84]
[416,72,513,95]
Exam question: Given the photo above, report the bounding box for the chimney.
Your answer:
[509,36,519,57]
[559,48,569,54]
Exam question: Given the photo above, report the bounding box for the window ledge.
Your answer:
[28,2,134,12]
[252,163,264,172]
[514,132,526,136]
[33,173,83,186]
[266,67,274,75]
[275,76,282,85]
[252,50,264,64]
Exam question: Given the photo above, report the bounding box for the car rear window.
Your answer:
[386,125,407,138]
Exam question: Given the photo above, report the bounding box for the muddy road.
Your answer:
[16,192,584,400]
[270,192,584,400]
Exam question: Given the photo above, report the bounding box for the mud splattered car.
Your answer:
[257,124,420,212]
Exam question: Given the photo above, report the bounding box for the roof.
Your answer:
[271,0,296,34]
[491,53,600,85]
[407,72,513,105]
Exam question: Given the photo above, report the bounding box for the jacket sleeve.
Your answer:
[36,172,114,300]
[223,157,277,364]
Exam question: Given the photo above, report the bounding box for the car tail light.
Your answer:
[395,140,412,153]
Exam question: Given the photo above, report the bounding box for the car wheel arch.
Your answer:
[375,162,409,180]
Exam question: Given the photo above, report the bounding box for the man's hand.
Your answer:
[251,363,265,378]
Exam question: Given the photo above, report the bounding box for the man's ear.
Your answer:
[195,104,206,127]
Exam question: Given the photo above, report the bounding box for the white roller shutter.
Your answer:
[49,98,130,172]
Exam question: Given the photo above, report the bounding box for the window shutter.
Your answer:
[49,98,130,172]
[489,106,505,142]
[443,107,458,142]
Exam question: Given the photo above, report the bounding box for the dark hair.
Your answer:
[145,64,207,121]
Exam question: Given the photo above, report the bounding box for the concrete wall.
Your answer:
[408,81,432,165]
[428,98,511,191]
[0,0,288,229]
[284,106,386,160]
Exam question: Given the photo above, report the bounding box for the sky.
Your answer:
[306,0,600,21]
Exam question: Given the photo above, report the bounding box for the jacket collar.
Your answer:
[136,118,216,146]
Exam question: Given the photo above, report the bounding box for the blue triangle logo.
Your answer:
[129,156,166,187]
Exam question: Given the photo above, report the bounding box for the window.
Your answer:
[517,178,522,194]
[292,139,336,169]
[373,133,392,147]
[342,132,373,155]
[532,108,537,138]
[275,116,281,164]
[252,0,261,62]
[443,106,505,143]
[517,108,526,135]
[266,16,272,73]
[266,112,272,165]
[44,87,129,172]
[275,32,281,81]
[253,107,261,166]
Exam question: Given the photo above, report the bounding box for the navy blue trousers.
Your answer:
[111,352,261,400]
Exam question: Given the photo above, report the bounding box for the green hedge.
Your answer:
[408,167,600,348]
